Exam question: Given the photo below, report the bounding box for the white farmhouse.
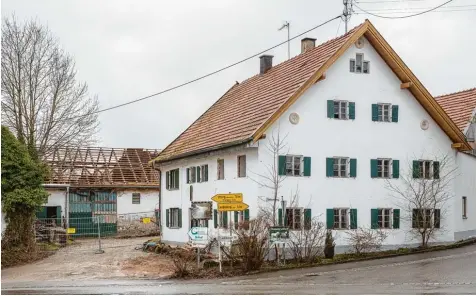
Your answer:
[152,20,476,251]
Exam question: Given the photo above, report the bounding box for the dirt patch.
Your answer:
[121,254,175,278]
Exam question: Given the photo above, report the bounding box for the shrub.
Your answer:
[346,227,388,255]
[288,218,326,263]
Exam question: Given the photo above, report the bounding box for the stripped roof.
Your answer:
[435,88,476,132]
[43,147,161,187]
[154,20,471,163]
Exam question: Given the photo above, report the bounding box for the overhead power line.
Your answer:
[353,0,454,18]
[53,15,341,122]
[363,4,476,12]
[356,8,476,14]
[356,0,428,3]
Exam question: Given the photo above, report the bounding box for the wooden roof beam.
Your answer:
[401,82,413,89]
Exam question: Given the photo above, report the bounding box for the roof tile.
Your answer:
[435,88,476,132]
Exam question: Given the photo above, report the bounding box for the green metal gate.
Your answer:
[69,191,117,236]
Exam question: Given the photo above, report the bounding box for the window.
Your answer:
[377,159,391,178]
[333,100,348,120]
[166,169,180,190]
[217,159,225,180]
[187,166,196,184]
[218,211,228,229]
[191,219,208,228]
[237,155,246,178]
[234,210,250,230]
[350,53,369,74]
[200,164,208,182]
[377,209,391,229]
[167,208,181,228]
[463,196,467,219]
[333,157,349,177]
[286,208,303,230]
[132,193,140,204]
[286,155,302,176]
[378,104,391,122]
[412,209,440,229]
[334,208,349,229]
[413,160,439,179]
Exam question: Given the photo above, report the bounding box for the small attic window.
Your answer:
[350,53,369,74]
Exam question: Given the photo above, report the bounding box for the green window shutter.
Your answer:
[234,211,239,230]
[186,168,190,183]
[350,209,357,229]
[166,209,170,227]
[326,158,334,177]
[284,209,288,227]
[278,209,283,226]
[349,102,356,120]
[433,161,440,179]
[178,209,182,228]
[278,155,286,176]
[412,160,420,178]
[372,104,378,121]
[303,157,311,176]
[392,159,400,178]
[326,209,334,229]
[214,209,218,228]
[244,209,250,221]
[205,165,209,181]
[327,100,334,118]
[304,209,312,230]
[393,209,400,229]
[350,158,357,178]
[371,209,379,229]
[175,169,179,188]
[205,219,209,228]
[392,105,399,122]
[223,211,228,228]
[370,159,378,178]
[197,166,201,182]
[166,172,170,189]
[434,209,441,229]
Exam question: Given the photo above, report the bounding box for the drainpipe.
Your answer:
[42,183,71,228]
[151,163,162,234]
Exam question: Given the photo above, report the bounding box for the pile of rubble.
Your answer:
[141,238,216,260]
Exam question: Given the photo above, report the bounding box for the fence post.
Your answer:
[95,216,104,254]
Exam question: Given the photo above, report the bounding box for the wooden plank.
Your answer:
[400,82,412,89]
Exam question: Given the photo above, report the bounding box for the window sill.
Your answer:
[166,188,180,191]
[169,227,181,229]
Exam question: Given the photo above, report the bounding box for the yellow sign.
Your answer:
[212,193,243,203]
[67,228,76,234]
[141,217,151,224]
[218,202,249,212]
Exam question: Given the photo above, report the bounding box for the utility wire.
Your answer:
[356,0,428,3]
[353,0,454,18]
[51,15,341,122]
[363,4,476,12]
[335,17,343,37]
[356,8,476,14]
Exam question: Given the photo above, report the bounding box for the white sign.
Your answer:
[188,227,208,242]
[191,242,207,248]
[219,235,237,240]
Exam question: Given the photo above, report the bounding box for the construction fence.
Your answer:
[35,211,160,254]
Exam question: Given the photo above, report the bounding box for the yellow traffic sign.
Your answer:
[67,228,76,234]
[212,193,243,203]
[218,202,249,212]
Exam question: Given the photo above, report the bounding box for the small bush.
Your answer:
[346,227,388,255]
[170,249,195,278]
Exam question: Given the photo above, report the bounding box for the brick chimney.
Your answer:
[301,37,316,54]
[259,55,273,74]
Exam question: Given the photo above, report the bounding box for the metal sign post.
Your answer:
[218,234,222,273]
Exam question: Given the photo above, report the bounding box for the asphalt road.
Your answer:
[3,244,476,294]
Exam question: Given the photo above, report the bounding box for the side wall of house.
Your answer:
[45,189,67,218]
[453,152,476,240]
[117,190,160,215]
[258,36,457,250]
[159,146,260,244]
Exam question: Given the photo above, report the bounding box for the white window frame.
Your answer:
[350,53,370,74]
[169,208,180,228]
[412,208,440,229]
[237,155,246,178]
[333,157,349,177]
[418,160,433,179]
[285,208,303,230]
[378,103,392,122]
[285,155,303,176]
[234,211,246,230]
[377,208,392,229]
[333,100,349,120]
[218,211,228,229]
[200,164,208,182]
[377,158,392,178]
[187,166,197,184]
[167,169,179,190]
[334,208,349,229]
[217,159,225,180]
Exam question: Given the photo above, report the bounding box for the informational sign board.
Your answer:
[141,217,151,224]
[211,193,243,203]
[217,202,249,212]
[269,227,290,244]
[191,202,212,220]
[188,227,208,245]
[67,228,76,234]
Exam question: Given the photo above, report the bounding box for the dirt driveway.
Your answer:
[1,237,174,283]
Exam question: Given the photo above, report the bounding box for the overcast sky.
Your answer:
[2,0,475,149]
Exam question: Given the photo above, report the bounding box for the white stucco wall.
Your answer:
[117,190,160,215]
[45,189,67,218]
[159,37,467,248]
[453,152,476,240]
[159,147,259,244]
[258,37,456,247]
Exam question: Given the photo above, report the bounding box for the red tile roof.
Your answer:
[435,88,476,132]
[155,24,365,162]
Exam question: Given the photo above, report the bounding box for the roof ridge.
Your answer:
[435,87,476,98]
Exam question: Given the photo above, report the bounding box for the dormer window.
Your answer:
[350,53,369,74]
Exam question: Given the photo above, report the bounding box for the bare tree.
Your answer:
[288,217,326,263]
[345,227,388,255]
[1,16,99,158]
[385,155,456,248]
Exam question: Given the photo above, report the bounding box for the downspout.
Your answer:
[42,183,71,228]
[151,162,162,234]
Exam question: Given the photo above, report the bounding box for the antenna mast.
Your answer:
[343,0,353,33]
[278,21,290,60]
